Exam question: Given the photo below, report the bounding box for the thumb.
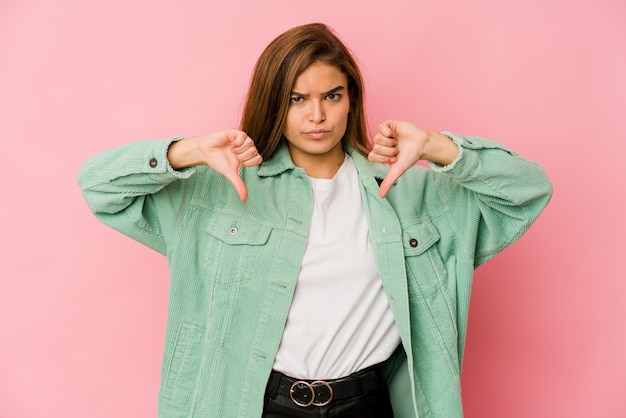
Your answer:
[378,164,404,198]
[223,170,248,201]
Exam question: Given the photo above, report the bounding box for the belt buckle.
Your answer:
[289,381,314,407]
[289,380,334,407]
[311,380,333,407]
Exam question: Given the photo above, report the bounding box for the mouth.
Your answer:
[304,129,330,139]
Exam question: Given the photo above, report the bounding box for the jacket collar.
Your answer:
[257,141,296,177]
[257,141,390,182]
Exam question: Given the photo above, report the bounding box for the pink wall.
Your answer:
[2,0,625,416]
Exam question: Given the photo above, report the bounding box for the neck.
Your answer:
[289,146,346,179]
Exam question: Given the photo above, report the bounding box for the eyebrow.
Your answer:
[290,85,345,97]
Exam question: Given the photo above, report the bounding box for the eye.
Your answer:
[290,96,304,104]
[326,93,341,101]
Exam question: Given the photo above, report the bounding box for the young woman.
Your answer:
[79,23,552,418]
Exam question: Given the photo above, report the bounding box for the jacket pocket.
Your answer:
[204,211,273,286]
[402,221,447,296]
[159,322,203,406]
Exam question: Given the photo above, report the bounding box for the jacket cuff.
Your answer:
[428,131,516,178]
[147,137,196,181]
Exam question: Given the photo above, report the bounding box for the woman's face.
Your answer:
[283,62,350,173]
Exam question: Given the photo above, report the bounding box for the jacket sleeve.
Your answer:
[431,132,553,268]
[77,138,196,255]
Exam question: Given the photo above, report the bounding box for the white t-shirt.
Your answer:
[272,155,401,380]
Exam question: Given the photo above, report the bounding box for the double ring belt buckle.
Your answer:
[289,380,334,407]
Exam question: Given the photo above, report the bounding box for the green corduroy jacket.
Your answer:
[78,132,553,417]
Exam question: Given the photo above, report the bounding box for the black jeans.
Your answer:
[262,365,394,418]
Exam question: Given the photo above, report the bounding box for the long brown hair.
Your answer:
[240,23,370,160]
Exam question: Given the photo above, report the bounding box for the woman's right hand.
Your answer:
[167,129,263,201]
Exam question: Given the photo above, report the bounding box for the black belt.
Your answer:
[266,365,382,408]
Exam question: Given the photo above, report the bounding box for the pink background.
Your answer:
[1,0,625,417]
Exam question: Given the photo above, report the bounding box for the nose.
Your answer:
[309,100,325,123]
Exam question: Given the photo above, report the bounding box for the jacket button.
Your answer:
[409,238,418,248]
[228,227,238,236]
[149,157,158,168]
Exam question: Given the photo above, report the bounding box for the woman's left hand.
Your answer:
[368,120,459,198]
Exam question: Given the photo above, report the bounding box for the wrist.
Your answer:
[421,131,459,166]
[167,136,204,169]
